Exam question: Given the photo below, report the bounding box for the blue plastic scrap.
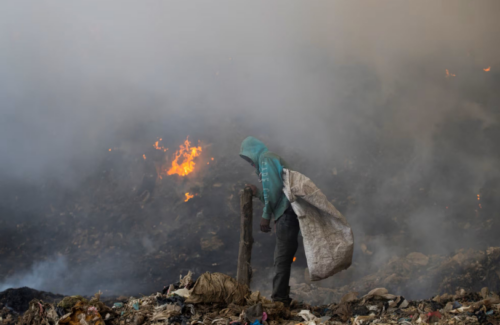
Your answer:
[486,310,494,315]
[133,302,140,310]
[114,303,124,308]
[452,301,462,309]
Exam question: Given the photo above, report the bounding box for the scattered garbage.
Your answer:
[0,288,64,315]
[3,271,500,325]
[290,247,500,306]
[186,272,249,305]
[244,303,263,323]
[298,309,320,325]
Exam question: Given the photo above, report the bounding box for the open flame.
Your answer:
[167,137,202,176]
[184,192,194,202]
[484,67,491,72]
[153,136,205,179]
[445,69,456,78]
[153,138,168,152]
[143,154,146,160]
[293,257,297,262]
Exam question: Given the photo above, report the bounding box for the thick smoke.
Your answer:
[0,257,68,293]
[1,1,500,298]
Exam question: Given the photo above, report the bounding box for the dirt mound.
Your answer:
[0,287,64,315]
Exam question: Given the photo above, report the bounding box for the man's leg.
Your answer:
[271,208,299,305]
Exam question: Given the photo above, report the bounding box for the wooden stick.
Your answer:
[236,186,254,286]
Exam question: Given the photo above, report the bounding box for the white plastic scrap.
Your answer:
[298,310,320,325]
[171,288,191,298]
[352,315,375,325]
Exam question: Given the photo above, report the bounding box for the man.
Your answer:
[239,136,299,306]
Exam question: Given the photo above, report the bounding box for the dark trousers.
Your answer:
[271,206,299,304]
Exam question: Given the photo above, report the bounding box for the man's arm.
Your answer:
[246,182,271,233]
[260,156,285,218]
[260,157,274,221]
[246,184,264,202]
[255,188,265,203]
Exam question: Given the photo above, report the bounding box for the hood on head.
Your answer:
[239,136,268,168]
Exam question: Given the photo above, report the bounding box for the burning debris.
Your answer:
[1,4,500,325]
[166,138,202,177]
[184,193,194,202]
[2,128,500,300]
[445,69,456,78]
[153,137,203,179]
[153,139,168,152]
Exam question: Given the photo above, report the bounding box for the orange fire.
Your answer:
[143,154,146,160]
[184,192,194,202]
[293,257,297,262]
[484,67,491,72]
[477,194,480,201]
[445,69,456,78]
[153,138,168,152]
[167,137,202,176]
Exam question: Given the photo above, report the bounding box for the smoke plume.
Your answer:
[1,1,499,298]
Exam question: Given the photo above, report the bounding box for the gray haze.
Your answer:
[1,1,500,298]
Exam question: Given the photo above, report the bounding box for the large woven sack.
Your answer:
[186,272,249,305]
[282,169,354,281]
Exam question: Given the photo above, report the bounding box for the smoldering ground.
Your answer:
[0,1,499,298]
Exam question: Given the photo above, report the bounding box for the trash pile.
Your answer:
[291,247,500,305]
[0,306,17,325]
[322,286,500,325]
[0,287,64,325]
[4,270,500,325]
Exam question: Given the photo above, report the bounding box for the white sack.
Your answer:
[282,169,354,281]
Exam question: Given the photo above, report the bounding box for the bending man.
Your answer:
[239,136,298,306]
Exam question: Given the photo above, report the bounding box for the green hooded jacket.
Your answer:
[239,136,290,221]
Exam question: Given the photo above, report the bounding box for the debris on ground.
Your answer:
[0,288,64,315]
[0,306,18,325]
[290,247,500,305]
[187,272,249,305]
[3,271,500,325]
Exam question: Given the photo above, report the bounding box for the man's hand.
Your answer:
[246,184,258,196]
[260,217,271,233]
